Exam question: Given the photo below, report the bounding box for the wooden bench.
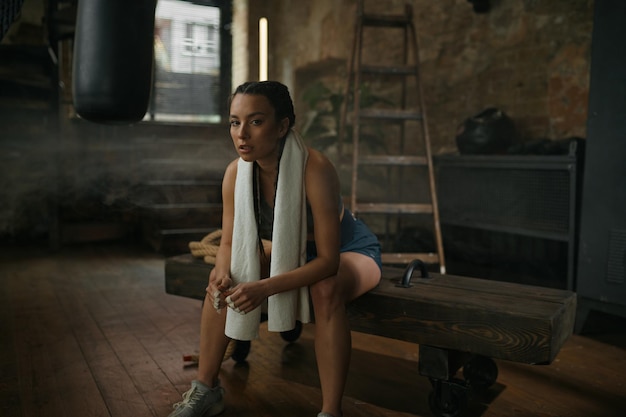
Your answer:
[164,254,576,417]
[165,253,218,301]
[351,261,576,416]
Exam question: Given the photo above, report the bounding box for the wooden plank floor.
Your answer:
[1,243,625,417]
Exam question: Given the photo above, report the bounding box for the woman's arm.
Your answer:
[207,159,237,299]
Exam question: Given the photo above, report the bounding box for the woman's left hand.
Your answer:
[224,280,268,315]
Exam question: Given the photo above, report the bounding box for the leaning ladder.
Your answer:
[339,1,446,273]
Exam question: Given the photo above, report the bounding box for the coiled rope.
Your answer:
[189,229,272,264]
[188,229,223,264]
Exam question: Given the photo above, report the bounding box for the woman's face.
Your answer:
[229,93,289,164]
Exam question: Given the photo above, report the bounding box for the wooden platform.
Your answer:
[2,243,624,417]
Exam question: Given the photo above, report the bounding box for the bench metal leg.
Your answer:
[419,345,498,417]
[419,345,469,417]
[428,378,468,417]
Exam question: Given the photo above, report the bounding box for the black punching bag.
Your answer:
[73,0,156,123]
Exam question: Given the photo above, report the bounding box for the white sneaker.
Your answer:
[168,380,225,417]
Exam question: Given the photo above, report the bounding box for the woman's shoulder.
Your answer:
[226,157,239,170]
[306,147,334,171]
[223,158,240,184]
[305,147,340,190]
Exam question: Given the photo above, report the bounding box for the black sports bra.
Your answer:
[258,195,347,243]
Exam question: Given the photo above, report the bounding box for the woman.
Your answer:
[169,81,382,417]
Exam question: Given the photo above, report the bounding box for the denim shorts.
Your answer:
[306,208,382,271]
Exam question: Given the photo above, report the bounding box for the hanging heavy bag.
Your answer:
[455,107,517,155]
[72,0,156,124]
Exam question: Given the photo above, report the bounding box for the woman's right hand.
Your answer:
[207,274,233,311]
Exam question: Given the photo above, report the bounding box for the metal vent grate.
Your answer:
[437,158,573,237]
[607,229,626,284]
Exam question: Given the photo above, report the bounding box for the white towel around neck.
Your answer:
[225,129,311,341]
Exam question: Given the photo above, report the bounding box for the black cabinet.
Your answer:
[576,0,626,325]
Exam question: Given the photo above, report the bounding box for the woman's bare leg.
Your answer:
[197,270,232,387]
[310,252,381,417]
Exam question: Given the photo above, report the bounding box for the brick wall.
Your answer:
[264,0,593,154]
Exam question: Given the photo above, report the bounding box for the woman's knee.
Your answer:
[310,276,343,314]
[310,275,340,301]
[208,267,217,281]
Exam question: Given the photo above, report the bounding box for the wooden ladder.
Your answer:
[339,1,446,273]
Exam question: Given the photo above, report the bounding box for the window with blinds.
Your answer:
[147,0,231,123]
